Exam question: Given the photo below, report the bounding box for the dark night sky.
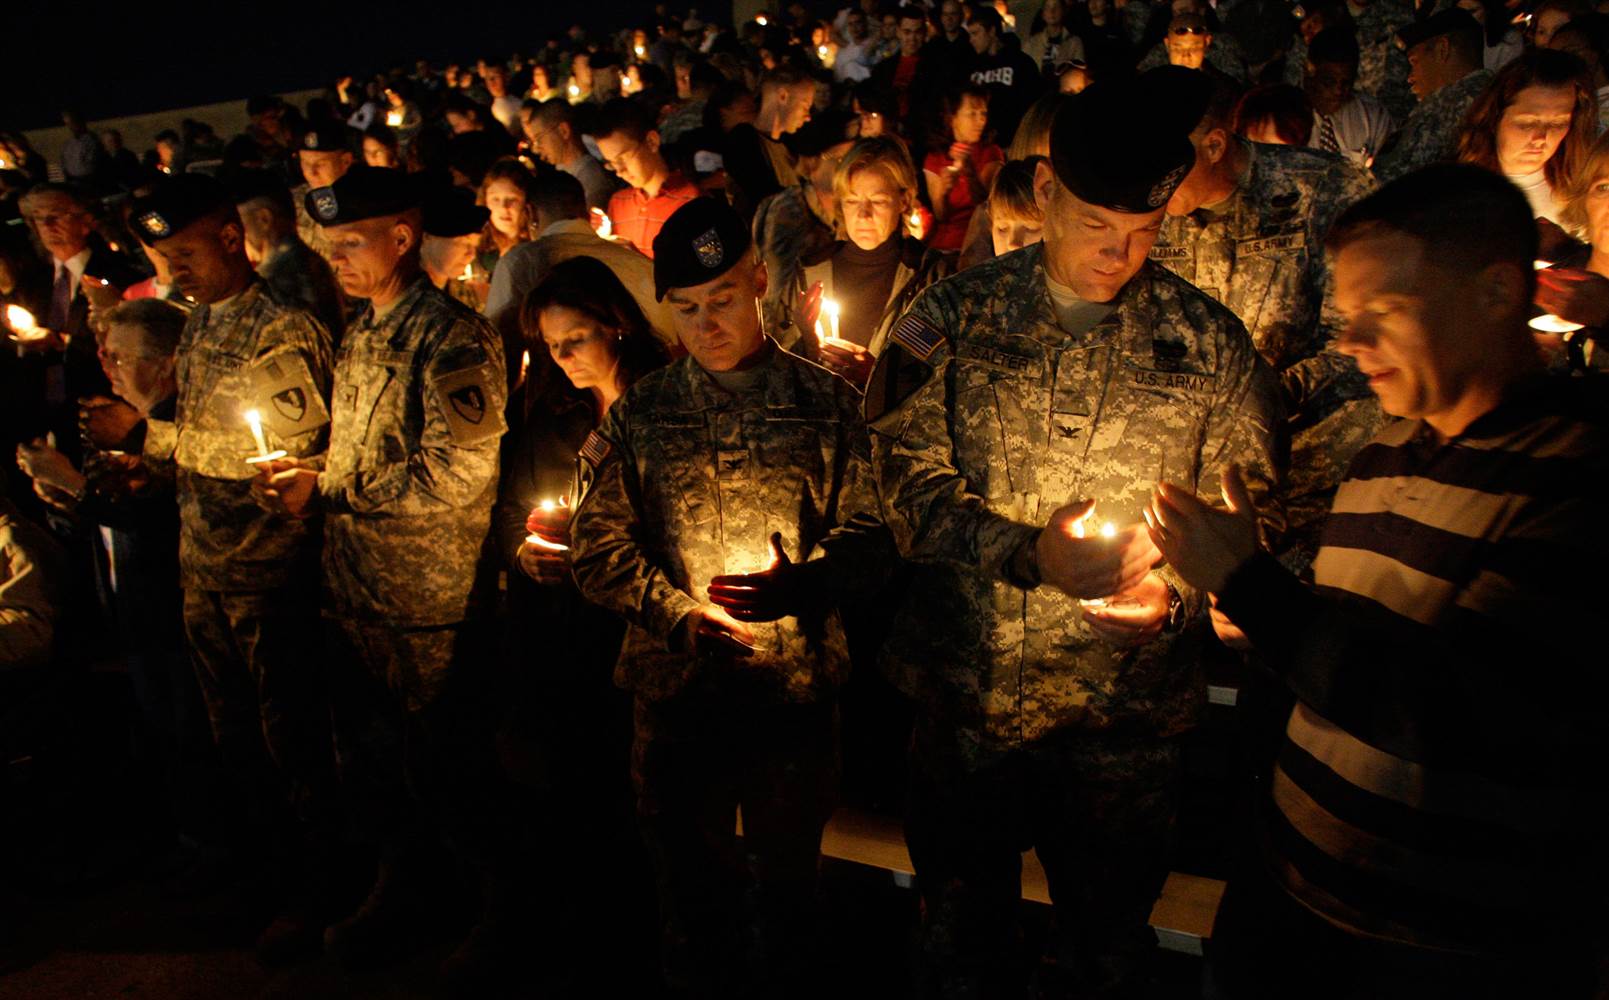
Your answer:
[3,2,735,131]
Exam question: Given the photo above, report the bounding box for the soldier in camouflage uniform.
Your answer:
[1150,66,1383,564]
[1373,11,1492,184]
[863,82,1284,999]
[122,175,338,963]
[254,166,511,983]
[569,198,892,999]
[289,121,354,264]
[1352,0,1418,120]
[228,168,346,344]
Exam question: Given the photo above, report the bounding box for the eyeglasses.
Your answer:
[97,348,164,369]
[601,141,642,172]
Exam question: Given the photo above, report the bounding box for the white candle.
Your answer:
[822,298,841,342]
[460,261,475,282]
[568,82,581,99]
[244,408,270,458]
[1529,313,1583,333]
[6,304,41,339]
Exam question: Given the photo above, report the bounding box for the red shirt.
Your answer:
[607,172,701,259]
[892,55,920,117]
[924,144,1003,253]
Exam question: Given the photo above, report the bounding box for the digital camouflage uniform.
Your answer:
[1134,36,1249,82]
[1373,68,1494,184]
[1354,0,1418,120]
[863,243,1284,998]
[753,183,838,350]
[141,278,336,835]
[258,237,345,346]
[314,274,508,873]
[570,342,892,996]
[1152,140,1385,566]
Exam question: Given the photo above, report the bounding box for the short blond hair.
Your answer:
[831,136,918,214]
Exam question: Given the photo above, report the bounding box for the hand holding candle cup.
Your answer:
[520,497,572,584]
[6,305,65,352]
[78,395,142,450]
[1532,264,1609,332]
[707,532,808,623]
[1034,500,1160,601]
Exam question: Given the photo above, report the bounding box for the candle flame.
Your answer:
[756,14,768,24]
[818,45,829,59]
[635,44,646,58]
[568,82,581,98]
[592,208,614,238]
[6,304,38,334]
[386,110,404,127]
[1100,521,1117,539]
[1534,260,1553,270]
[460,261,475,282]
[1529,313,1584,333]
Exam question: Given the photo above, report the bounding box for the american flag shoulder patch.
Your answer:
[579,430,613,467]
[889,314,945,361]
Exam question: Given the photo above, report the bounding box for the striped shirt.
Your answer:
[1218,374,1607,955]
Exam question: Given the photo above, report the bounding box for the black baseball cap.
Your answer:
[652,197,752,301]
[306,165,419,227]
[129,174,233,244]
[1396,9,1482,50]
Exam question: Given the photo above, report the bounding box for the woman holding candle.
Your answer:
[1529,128,1609,368]
[1456,48,1595,226]
[923,84,1004,254]
[788,136,951,386]
[491,256,668,938]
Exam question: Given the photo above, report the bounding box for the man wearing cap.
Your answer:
[593,99,701,258]
[1148,66,1381,564]
[862,80,1284,997]
[253,166,512,981]
[568,197,892,996]
[418,184,491,311]
[117,173,338,964]
[1373,10,1490,183]
[1135,4,1249,83]
[292,121,356,263]
[230,168,345,343]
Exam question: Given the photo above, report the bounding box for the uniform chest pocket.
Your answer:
[646,423,717,527]
[751,416,832,511]
[951,360,1051,501]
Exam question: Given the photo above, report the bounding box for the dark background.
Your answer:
[2,1,737,131]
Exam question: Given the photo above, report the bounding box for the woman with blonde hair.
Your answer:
[1529,128,1609,368]
[1456,49,1596,224]
[788,135,952,386]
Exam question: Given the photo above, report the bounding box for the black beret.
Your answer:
[1049,74,1200,214]
[784,108,859,159]
[129,174,233,244]
[1396,9,1481,50]
[652,197,752,301]
[421,184,490,238]
[300,120,352,154]
[223,167,289,206]
[305,165,419,227]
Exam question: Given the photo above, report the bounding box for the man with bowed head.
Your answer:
[253,166,516,987]
[863,77,1283,997]
[1147,163,1605,998]
[568,197,893,998]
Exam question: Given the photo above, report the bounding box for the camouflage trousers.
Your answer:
[182,587,339,844]
[322,617,513,882]
[632,689,840,999]
[906,725,1182,1000]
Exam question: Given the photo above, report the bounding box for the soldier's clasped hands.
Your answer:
[1036,501,1160,601]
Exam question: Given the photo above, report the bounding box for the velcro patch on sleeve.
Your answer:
[889,314,945,362]
[579,430,614,467]
[250,353,330,439]
[431,364,500,446]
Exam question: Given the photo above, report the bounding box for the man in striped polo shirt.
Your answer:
[1146,163,1605,996]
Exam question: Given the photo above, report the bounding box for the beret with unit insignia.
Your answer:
[305,165,419,227]
[652,196,752,301]
[128,174,233,245]
[301,120,352,153]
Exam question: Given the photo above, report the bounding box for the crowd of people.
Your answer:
[1,1,1605,998]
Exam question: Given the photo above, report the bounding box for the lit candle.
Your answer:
[243,409,287,465]
[1534,259,1553,270]
[568,81,581,99]
[526,497,570,551]
[818,44,830,61]
[756,14,768,25]
[1069,516,1117,540]
[907,209,923,239]
[520,349,531,383]
[635,43,647,59]
[6,304,42,340]
[386,109,404,127]
[592,208,614,239]
[822,298,841,342]
[460,260,475,282]
[1529,313,1584,333]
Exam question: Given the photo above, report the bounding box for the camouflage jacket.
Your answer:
[1154,140,1376,375]
[754,183,838,349]
[863,244,1284,771]
[259,238,345,345]
[1374,68,1494,184]
[316,275,507,626]
[1355,0,1418,120]
[143,279,333,591]
[570,342,893,705]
